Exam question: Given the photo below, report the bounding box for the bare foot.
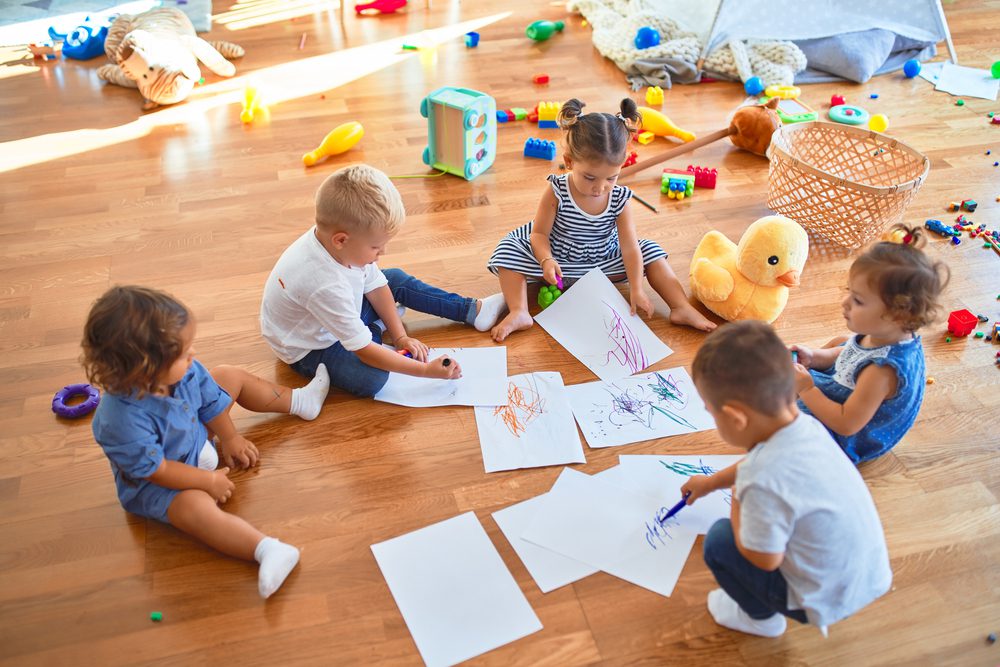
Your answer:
[491,310,533,342]
[669,304,717,332]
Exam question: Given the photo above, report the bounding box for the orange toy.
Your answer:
[302,121,364,166]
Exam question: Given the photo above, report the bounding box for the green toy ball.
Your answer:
[537,285,563,309]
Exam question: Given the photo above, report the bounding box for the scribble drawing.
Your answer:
[599,372,697,431]
[602,301,648,374]
[493,377,546,438]
[645,508,678,549]
[659,459,732,505]
[605,385,655,428]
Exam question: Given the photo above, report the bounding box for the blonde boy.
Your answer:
[682,321,892,637]
[261,165,505,397]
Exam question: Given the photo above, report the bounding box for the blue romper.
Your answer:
[91,360,232,523]
[487,173,667,279]
[799,334,925,464]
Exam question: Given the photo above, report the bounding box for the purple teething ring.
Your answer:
[52,383,101,418]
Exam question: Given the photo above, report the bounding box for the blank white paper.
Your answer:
[474,372,586,473]
[492,492,599,593]
[521,468,698,597]
[371,512,542,667]
[374,347,507,407]
[566,368,716,448]
[534,268,672,382]
[933,62,999,101]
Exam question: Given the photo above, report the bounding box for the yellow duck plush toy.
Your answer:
[689,215,809,323]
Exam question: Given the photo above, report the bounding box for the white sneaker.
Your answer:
[707,588,787,638]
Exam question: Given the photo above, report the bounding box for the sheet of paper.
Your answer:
[474,372,586,473]
[375,347,507,407]
[533,268,672,382]
[492,492,599,593]
[609,455,744,534]
[933,62,999,100]
[521,468,697,597]
[566,368,716,448]
[371,512,543,667]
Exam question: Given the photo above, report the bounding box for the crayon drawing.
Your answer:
[566,368,715,448]
[534,268,671,382]
[474,372,585,473]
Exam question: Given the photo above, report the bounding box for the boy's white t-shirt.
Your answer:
[736,412,893,628]
[260,227,388,363]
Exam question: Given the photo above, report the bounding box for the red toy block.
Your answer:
[686,165,718,189]
[622,151,638,168]
[532,73,549,84]
[527,111,539,122]
[947,309,978,336]
[830,94,845,106]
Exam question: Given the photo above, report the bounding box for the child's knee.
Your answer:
[703,518,736,564]
[209,364,240,390]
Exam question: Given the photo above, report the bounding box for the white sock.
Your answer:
[474,293,507,332]
[707,588,787,638]
[290,363,329,421]
[196,440,219,470]
[254,537,300,599]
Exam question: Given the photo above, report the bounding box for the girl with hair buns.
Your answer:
[487,97,715,341]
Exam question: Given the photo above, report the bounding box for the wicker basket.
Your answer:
[766,122,929,249]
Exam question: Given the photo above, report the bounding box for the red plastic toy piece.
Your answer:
[686,165,718,189]
[527,111,539,122]
[532,74,550,84]
[831,94,845,106]
[622,151,638,168]
[947,309,978,336]
[355,0,406,13]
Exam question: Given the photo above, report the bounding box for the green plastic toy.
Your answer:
[537,285,562,309]
[526,20,564,41]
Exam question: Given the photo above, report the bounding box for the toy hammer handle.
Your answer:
[619,127,733,180]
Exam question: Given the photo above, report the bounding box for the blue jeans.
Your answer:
[290,268,477,397]
[703,519,808,624]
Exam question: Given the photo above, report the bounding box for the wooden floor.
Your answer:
[1,1,999,664]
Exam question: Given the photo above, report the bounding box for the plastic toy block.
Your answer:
[512,108,527,120]
[637,131,655,145]
[464,31,479,47]
[686,165,718,189]
[661,170,694,199]
[532,73,549,84]
[527,111,539,122]
[524,138,556,160]
[961,199,978,212]
[645,85,664,105]
[150,611,163,622]
[537,101,561,124]
[622,151,638,168]
[496,110,508,123]
[537,285,562,309]
[947,309,978,337]
[947,201,962,212]
[538,120,558,129]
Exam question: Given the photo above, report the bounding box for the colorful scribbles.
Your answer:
[660,458,732,505]
[494,377,547,438]
[603,301,649,375]
[645,507,680,550]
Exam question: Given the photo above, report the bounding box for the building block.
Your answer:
[961,199,978,212]
[512,108,527,120]
[527,111,539,123]
[524,138,556,160]
[622,151,638,168]
[947,309,978,336]
[537,101,561,129]
[420,86,497,181]
[637,131,655,145]
[645,85,663,105]
[532,73,549,84]
[686,165,718,189]
[464,31,479,47]
[538,285,562,309]
[496,110,508,123]
[661,169,694,199]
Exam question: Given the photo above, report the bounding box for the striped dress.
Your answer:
[487,173,667,280]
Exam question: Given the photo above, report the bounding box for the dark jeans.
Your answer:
[703,519,808,624]
[291,268,476,397]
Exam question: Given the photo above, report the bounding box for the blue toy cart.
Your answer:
[420,86,497,181]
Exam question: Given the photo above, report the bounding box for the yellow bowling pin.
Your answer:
[637,106,696,143]
[302,121,365,167]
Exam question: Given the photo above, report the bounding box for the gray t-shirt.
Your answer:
[736,413,892,627]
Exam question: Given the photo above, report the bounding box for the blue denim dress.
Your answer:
[799,335,924,464]
[92,360,231,522]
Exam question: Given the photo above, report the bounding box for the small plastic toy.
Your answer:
[465,31,479,48]
[903,59,921,78]
[744,77,765,96]
[634,26,661,50]
[661,169,694,199]
[524,138,556,160]
[925,219,959,237]
[52,383,101,418]
[532,73,549,84]
[870,93,879,99]
[48,19,108,60]
[526,20,564,41]
[622,151,638,168]
[28,41,63,60]
[512,108,527,120]
[420,86,496,180]
[637,131,655,145]
[869,113,889,133]
[962,199,978,212]
[303,121,364,166]
[150,611,163,622]
[496,110,509,123]
[764,85,800,100]
[645,85,663,105]
[830,94,846,106]
[240,85,266,124]
[538,285,562,309]
[947,309,978,337]
[828,104,870,126]
[993,61,1000,78]
[537,101,561,129]
[637,106,695,142]
[760,96,817,124]
[355,0,406,13]
[687,165,717,189]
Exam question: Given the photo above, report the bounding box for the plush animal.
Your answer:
[97,8,244,109]
[689,215,808,323]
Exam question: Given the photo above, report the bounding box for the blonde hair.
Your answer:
[315,164,405,235]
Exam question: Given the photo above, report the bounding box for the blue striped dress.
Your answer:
[487,173,667,280]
